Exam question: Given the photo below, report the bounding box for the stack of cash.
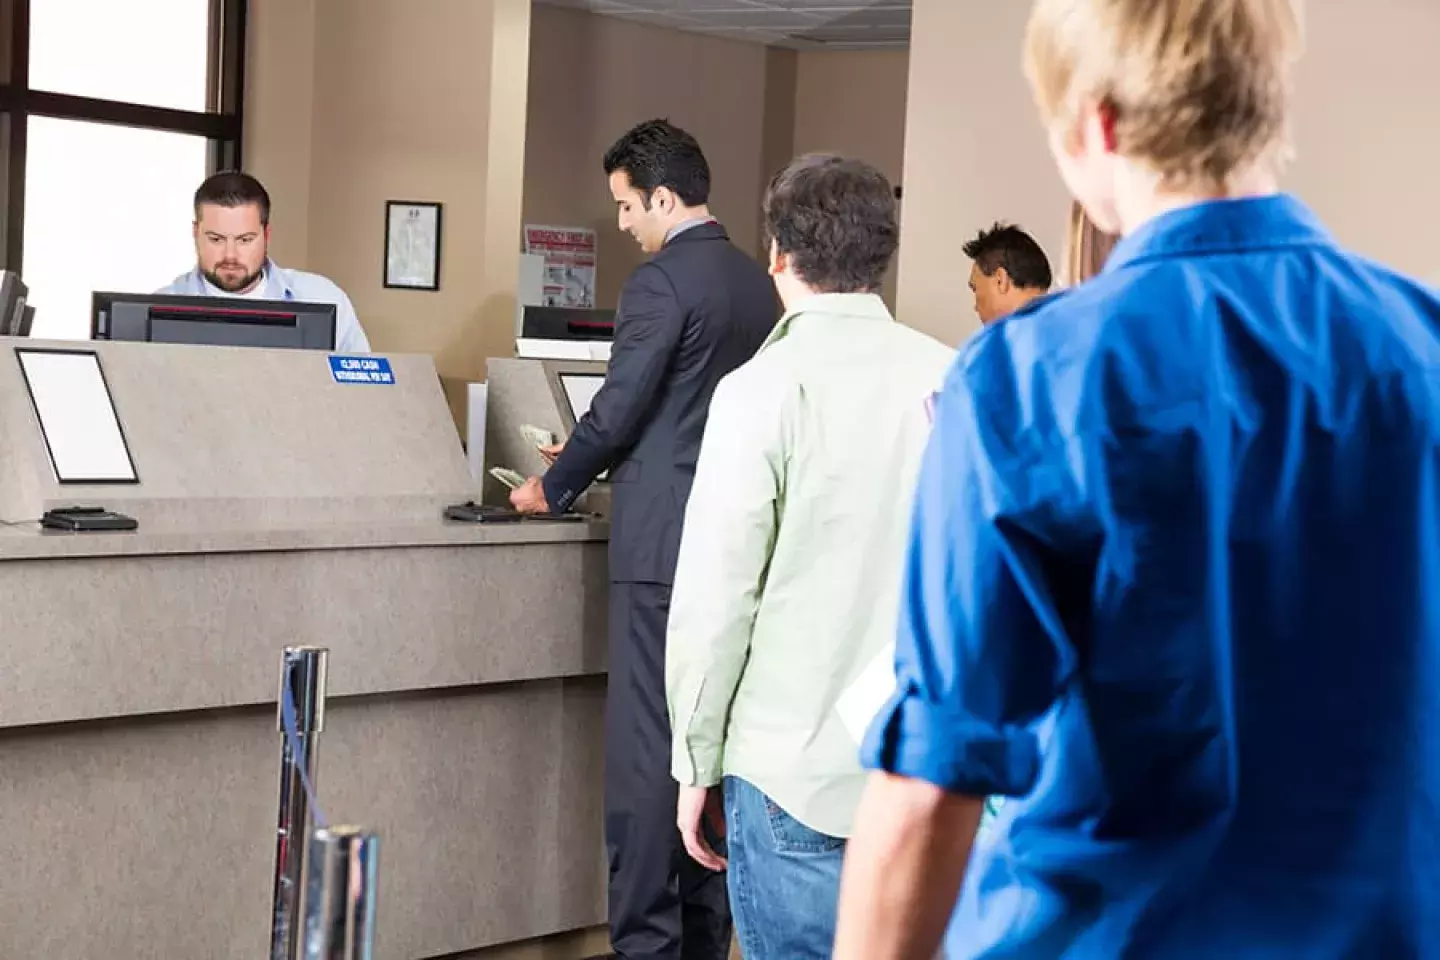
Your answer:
[520,423,555,449]
[489,466,526,490]
[488,425,557,491]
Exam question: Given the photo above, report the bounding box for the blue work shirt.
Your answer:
[863,194,1440,958]
[158,259,371,353]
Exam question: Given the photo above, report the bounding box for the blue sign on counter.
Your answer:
[330,355,395,385]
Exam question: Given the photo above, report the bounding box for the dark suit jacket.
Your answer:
[543,222,778,584]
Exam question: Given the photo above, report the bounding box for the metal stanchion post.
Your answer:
[269,646,329,960]
[301,825,380,960]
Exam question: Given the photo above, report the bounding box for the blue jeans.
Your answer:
[723,776,845,960]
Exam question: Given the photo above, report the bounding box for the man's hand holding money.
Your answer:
[510,476,550,514]
[504,425,565,513]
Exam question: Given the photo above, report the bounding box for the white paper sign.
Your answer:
[524,224,597,308]
[18,350,138,483]
[385,202,442,290]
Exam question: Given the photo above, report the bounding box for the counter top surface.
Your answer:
[0,513,609,561]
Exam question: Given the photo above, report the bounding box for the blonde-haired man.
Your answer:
[835,1,1440,958]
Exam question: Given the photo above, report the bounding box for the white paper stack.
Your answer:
[515,338,612,362]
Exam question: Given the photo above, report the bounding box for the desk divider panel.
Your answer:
[0,337,477,528]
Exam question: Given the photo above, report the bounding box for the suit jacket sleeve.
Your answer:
[543,263,682,512]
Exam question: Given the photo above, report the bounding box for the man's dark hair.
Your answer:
[602,119,710,209]
[962,223,1053,290]
[763,154,897,294]
[194,171,271,225]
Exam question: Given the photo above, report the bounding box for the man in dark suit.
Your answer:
[511,118,777,960]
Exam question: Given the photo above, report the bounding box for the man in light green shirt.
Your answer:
[665,154,954,959]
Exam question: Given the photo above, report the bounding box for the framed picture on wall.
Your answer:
[383,200,443,291]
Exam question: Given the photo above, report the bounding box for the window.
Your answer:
[24,118,207,335]
[29,0,210,112]
[0,0,245,339]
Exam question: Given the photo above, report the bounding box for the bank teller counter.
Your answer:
[0,336,610,959]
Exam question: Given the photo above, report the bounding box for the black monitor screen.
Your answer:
[91,292,337,351]
[522,305,615,342]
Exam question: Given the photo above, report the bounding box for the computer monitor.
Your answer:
[521,305,615,342]
[546,365,608,482]
[91,292,337,351]
[0,270,29,336]
[558,372,604,426]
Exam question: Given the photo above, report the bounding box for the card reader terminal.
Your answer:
[40,506,139,532]
[444,501,585,524]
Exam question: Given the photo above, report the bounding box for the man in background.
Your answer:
[511,118,777,960]
[962,222,1053,325]
[836,0,1440,957]
[665,154,953,959]
[159,171,371,353]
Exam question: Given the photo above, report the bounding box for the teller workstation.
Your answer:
[482,356,610,514]
[0,291,612,959]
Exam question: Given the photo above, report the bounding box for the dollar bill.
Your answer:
[488,466,526,490]
[519,423,555,449]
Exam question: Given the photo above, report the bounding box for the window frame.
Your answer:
[0,0,246,271]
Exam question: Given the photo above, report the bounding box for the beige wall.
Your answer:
[759,46,799,217]
[245,0,530,424]
[792,50,909,184]
[242,0,318,267]
[791,49,910,305]
[523,3,772,309]
[896,0,1440,346]
[1288,1,1440,283]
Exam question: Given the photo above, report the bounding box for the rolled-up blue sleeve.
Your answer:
[861,362,1078,798]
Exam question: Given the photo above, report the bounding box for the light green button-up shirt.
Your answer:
[666,291,955,837]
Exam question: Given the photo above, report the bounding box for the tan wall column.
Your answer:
[242,0,319,266]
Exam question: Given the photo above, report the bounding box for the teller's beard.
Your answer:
[203,264,264,294]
